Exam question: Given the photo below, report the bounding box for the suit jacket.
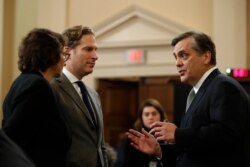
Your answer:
[50,73,108,167]
[0,129,36,167]
[2,72,71,167]
[162,69,250,167]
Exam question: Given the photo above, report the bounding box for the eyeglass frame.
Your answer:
[61,52,70,61]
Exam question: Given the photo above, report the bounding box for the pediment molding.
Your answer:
[94,5,191,48]
[92,5,192,78]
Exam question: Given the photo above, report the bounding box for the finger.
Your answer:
[149,128,155,135]
[149,126,161,135]
[125,132,133,138]
[126,131,138,139]
[150,121,163,129]
[155,135,167,142]
[141,128,153,137]
[126,134,139,144]
[155,130,165,139]
[128,129,145,138]
[130,142,139,150]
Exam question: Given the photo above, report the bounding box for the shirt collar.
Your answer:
[193,66,217,93]
[63,67,79,84]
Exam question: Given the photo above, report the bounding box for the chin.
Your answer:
[54,73,61,78]
[87,69,93,74]
[180,76,186,82]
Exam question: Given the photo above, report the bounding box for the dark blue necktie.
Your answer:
[76,81,96,124]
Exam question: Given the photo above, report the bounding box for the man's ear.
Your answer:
[203,51,211,65]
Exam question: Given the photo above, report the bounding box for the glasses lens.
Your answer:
[62,52,70,61]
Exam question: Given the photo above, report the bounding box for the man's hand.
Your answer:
[149,121,177,144]
[126,128,162,157]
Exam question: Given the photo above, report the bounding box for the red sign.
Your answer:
[226,68,249,78]
[126,49,145,64]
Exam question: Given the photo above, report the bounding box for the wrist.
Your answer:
[154,152,162,160]
[155,155,162,161]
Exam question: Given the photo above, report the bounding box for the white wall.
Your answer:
[1,0,248,90]
[13,0,38,77]
[37,0,67,32]
[213,0,247,72]
[12,0,68,77]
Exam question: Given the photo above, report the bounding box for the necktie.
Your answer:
[186,89,195,111]
[76,81,96,123]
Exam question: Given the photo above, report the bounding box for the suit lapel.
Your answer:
[86,89,101,126]
[56,74,96,126]
[180,69,221,127]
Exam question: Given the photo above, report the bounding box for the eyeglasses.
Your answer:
[61,52,70,61]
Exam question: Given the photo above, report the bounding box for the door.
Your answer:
[97,76,190,147]
[139,76,181,123]
[97,79,139,147]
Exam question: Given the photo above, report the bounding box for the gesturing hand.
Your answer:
[149,121,177,144]
[126,128,162,157]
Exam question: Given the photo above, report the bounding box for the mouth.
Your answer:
[88,62,95,68]
[178,70,185,76]
[148,121,154,126]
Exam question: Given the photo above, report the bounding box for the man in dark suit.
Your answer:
[126,31,250,167]
[51,25,108,167]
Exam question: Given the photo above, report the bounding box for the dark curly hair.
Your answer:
[62,25,94,48]
[18,28,65,72]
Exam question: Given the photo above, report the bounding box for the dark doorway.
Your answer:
[97,79,139,147]
[97,76,189,147]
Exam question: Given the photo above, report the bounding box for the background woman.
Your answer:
[115,98,167,167]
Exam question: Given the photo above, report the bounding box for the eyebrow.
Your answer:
[83,46,98,50]
[174,49,188,56]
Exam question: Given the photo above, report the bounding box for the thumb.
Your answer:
[141,128,154,137]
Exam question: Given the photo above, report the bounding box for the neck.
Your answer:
[40,69,54,82]
[64,66,83,80]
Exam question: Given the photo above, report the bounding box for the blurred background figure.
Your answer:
[105,142,117,167]
[115,98,168,167]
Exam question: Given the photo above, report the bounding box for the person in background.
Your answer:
[105,142,117,167]
[115,98,175,167]
[50,25,108,167]
[0,129,35,167]
[126,31,250,167]
[2,28,71,167]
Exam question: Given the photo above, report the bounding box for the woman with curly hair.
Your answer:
[2,28,71,167]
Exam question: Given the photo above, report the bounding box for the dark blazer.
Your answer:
[0,129,36,167]
[50,73,108,167]
[2,72,71,167]
[163,69,250,167]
